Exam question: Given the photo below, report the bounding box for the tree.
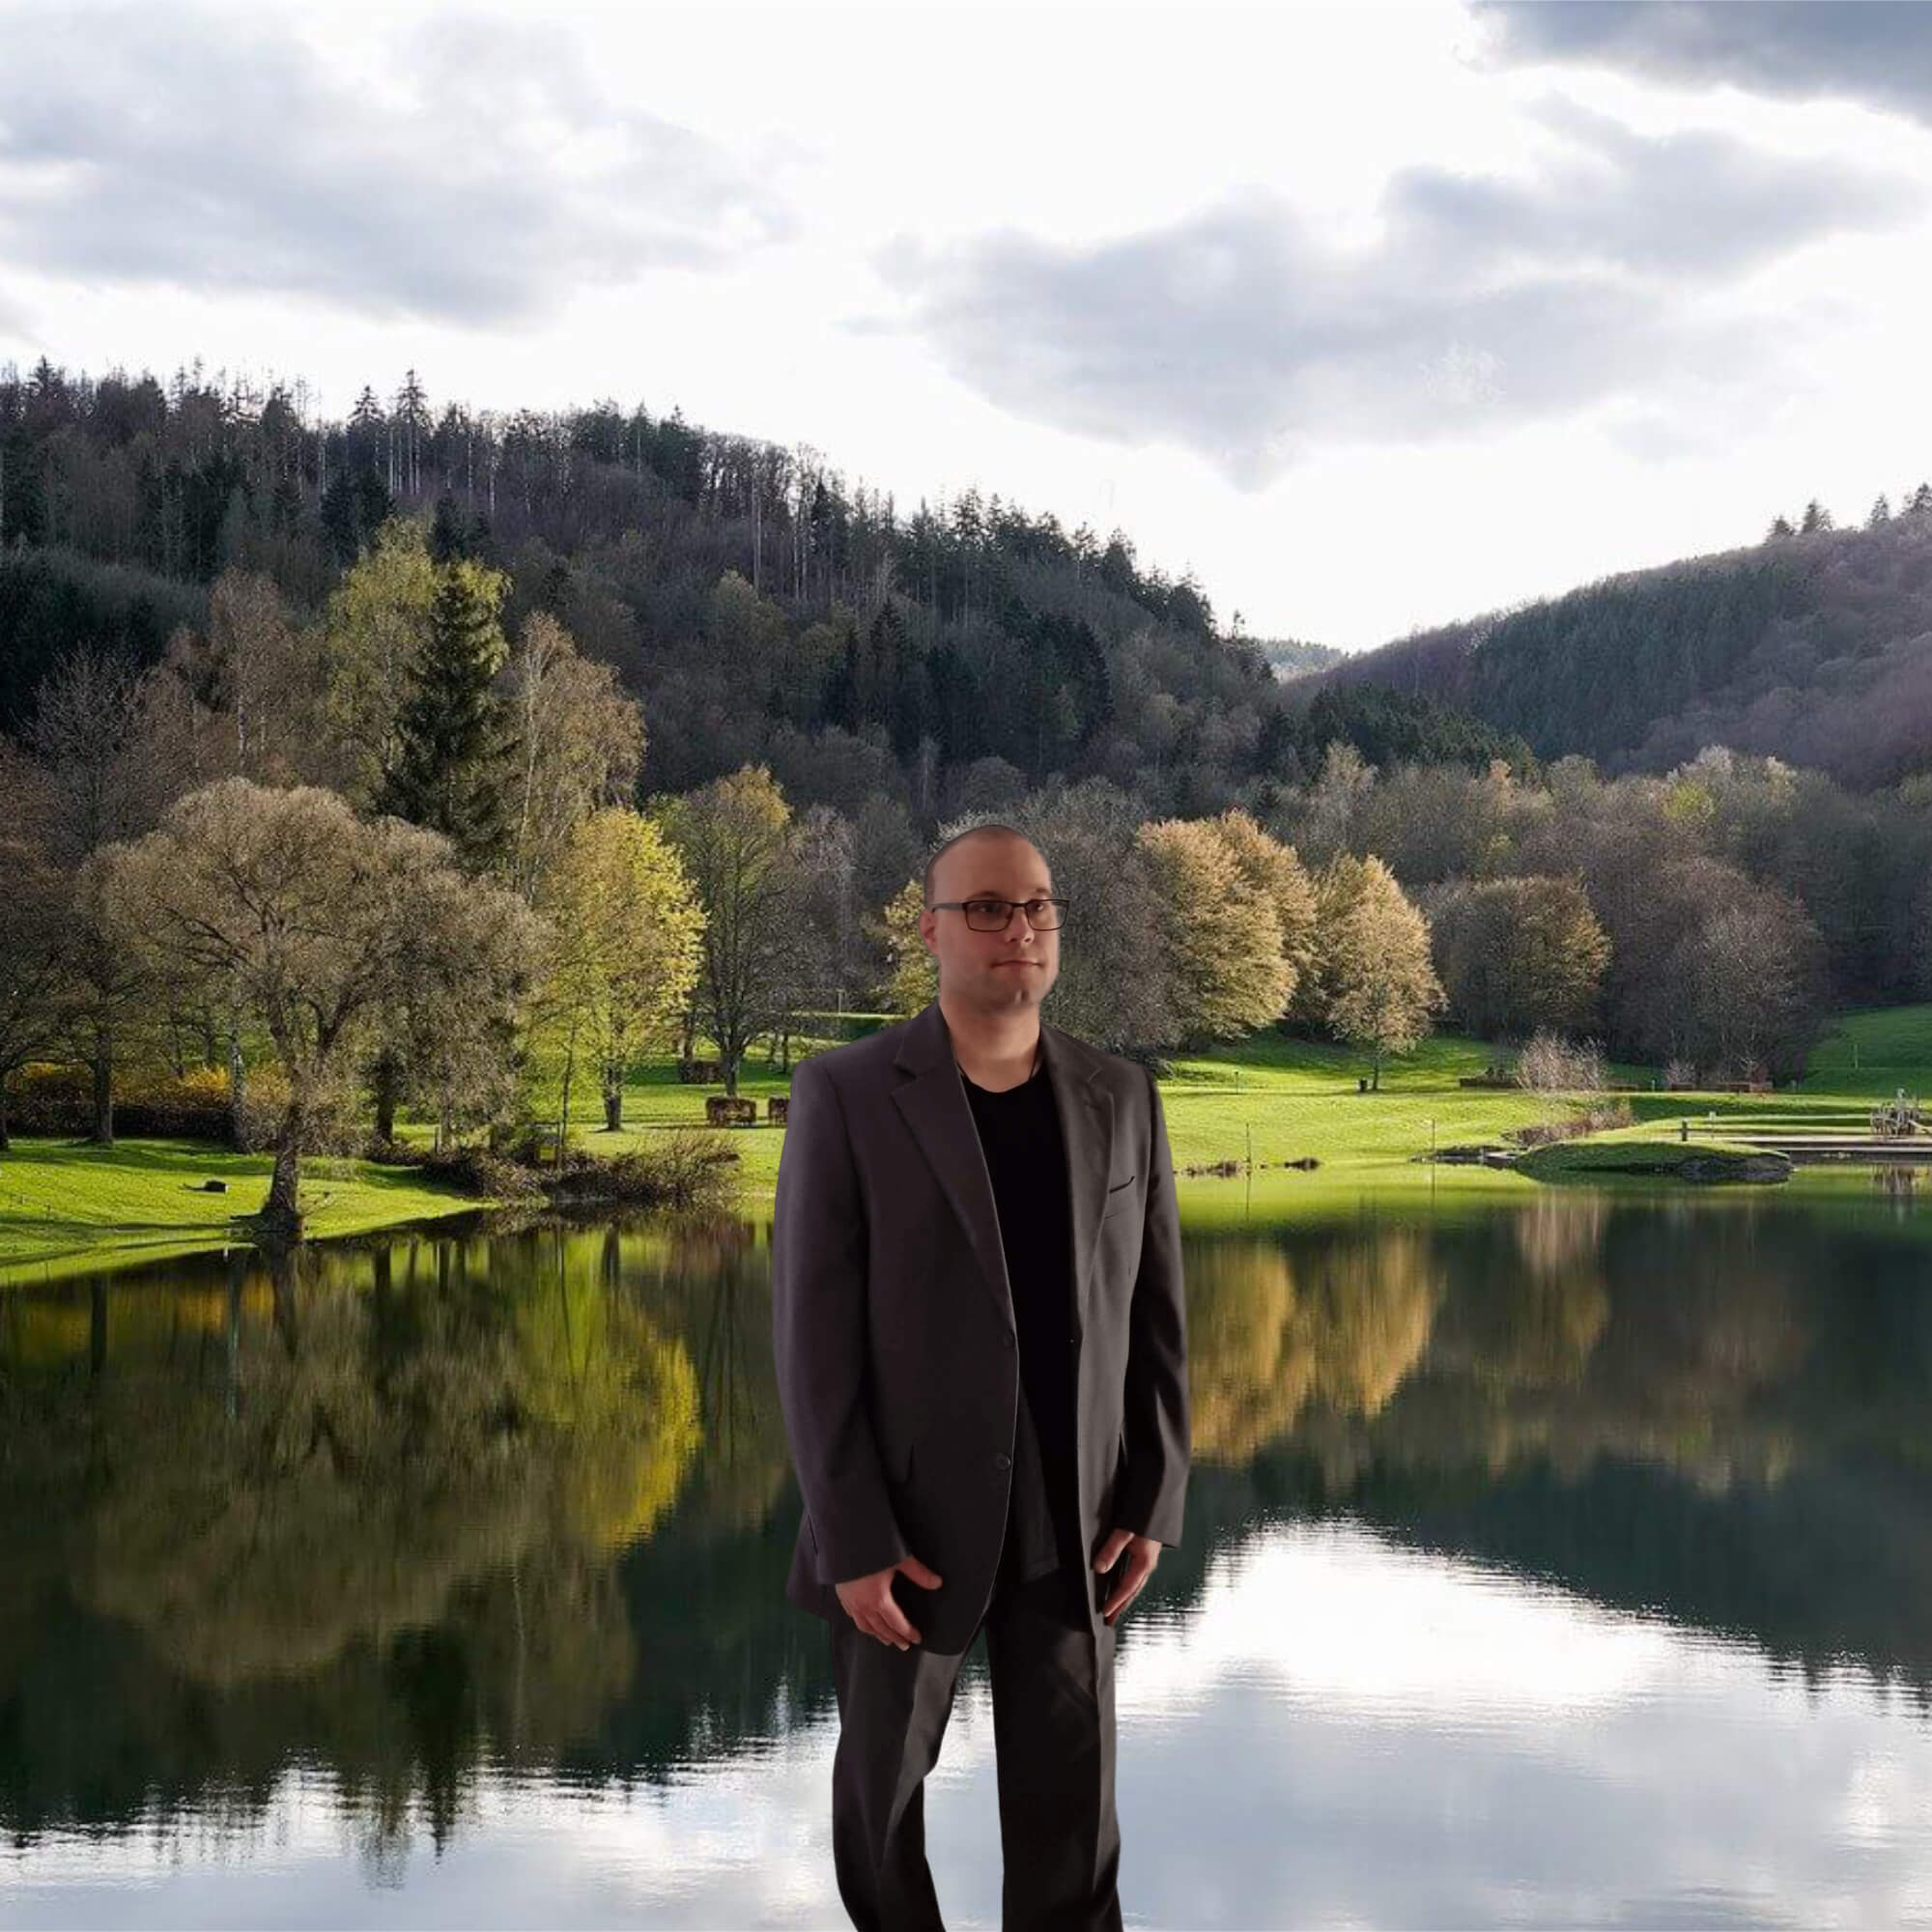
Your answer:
[502,611,644,904]
[139,570,323,791]
[1308,854,1446,1088]
[1799,498,1833,533]
[99,780,538,1236]
[1427,874,1609,1042]
[320,516,440,806]
[1208,807,1319,1013]
[534,808,704,1141]
[23,645,168,1140]
[1868,494,1892,530]
[879,876,936,1014]
[0,838,69,1151]
[653,766,800,1096]
[377,562,520,872]
[1135,815,1294,1047]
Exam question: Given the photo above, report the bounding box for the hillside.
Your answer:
[0,358,1520,801]
[1297,516,1932,788]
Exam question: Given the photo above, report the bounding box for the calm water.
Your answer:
[5,1176,1932,1928]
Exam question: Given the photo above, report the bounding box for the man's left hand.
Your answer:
[1093,1528,1160,1625]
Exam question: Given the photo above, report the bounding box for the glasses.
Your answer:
[930,896,1068,932]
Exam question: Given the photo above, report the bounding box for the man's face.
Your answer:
[920,837,1061,1011]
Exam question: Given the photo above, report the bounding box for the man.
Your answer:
[772,821,1190,1929]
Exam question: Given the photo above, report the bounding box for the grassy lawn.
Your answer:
[8,1003,1929,1281]
[1513,1137,1786,1182]
[0,1139,485,1287]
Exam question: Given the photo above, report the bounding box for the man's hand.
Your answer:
[1094,1528,1160,1626]
[836,1554,945,1650]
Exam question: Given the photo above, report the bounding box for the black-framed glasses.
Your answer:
[929,896,1068,932]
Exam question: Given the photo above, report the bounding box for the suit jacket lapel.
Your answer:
[891,999,1114,1338]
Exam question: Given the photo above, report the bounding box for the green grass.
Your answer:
[1513,1137,1789,1182]
[10,1001,1932,1280]
[1797,1004,1932,1096]
[0,1139,486,1287]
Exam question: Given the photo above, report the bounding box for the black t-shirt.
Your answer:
[960,1049,1082,1587]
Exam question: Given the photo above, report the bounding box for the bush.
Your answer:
[412,1144,545,1203]
[10,1061,234,1138]
[1513,1031,1608,1094]
[1506,1098,1634,1149]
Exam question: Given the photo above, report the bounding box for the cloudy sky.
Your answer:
[4,0,1931,647]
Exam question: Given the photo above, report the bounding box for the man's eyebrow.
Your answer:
[960,884,1054,895]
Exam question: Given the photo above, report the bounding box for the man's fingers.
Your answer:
[1101,1546,1158,1622]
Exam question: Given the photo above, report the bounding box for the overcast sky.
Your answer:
[5,0,1931,648]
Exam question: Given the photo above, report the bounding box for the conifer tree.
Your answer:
[377,564,518,871]
[1868,494,1892,529]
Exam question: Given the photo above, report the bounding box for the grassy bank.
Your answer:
[0,1140,486,1287]
[7,1003,1926,1280]
[1513,1137,1793,1183]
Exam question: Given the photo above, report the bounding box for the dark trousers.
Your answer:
[828,1547,1122,1931]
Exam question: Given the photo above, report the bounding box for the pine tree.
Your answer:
[377,565,518,871]
[1799,498,1833,533]
[1912,482,1932,516]
[1868,494,1892,529]
[1766,515,1795,541]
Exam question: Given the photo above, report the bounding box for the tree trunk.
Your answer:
[603,1067,623,1133]
[0,1077,10,1152]
[372,1046,399,1144]
[90,1032,114,1146]
[262,1104,304,1237]
[228,1023,248,1150]
[556,1033,576,1166]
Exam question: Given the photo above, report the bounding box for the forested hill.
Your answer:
[1297,508,1932,789]
[0,358,1522,796]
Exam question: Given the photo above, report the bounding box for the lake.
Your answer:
[5,1171,1932,1927]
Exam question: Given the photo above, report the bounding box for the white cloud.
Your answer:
[0,4,792,327]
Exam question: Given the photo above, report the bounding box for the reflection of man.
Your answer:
[773,821,1190,1928]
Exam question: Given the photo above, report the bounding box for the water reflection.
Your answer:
[4,1183,1932,1923]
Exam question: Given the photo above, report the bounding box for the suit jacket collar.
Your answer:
[890,998,1115,1339]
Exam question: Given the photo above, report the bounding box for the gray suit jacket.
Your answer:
[772,997,1190,1654]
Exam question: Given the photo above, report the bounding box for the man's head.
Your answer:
[920,823,1062,1013]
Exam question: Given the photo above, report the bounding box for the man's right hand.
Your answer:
[836,1555,944,1649]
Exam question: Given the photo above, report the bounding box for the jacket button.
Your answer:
[994,1452,1011,1470]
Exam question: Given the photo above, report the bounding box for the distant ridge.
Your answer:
[1297,516,1932,788]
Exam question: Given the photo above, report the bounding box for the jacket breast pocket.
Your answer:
[1100,1173,1138,1220]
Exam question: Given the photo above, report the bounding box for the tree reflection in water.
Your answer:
[5,1186,1932,1863]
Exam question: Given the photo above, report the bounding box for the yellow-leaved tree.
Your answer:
[1311,853,1446,1089]
[1135,814,1295,1046]
[536,807,706,1147]
[879,875,937,1014]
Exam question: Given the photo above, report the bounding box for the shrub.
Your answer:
[1514,1030,1608,1094]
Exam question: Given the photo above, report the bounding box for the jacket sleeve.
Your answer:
[1115,1065,1190,1546]
[772,1055,911,1587]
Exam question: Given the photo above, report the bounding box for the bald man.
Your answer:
[774,823,1190,1928]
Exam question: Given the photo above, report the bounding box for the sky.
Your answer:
[4,0,1932,648]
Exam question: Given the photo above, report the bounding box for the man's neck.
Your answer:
[938,993,1040,1092]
